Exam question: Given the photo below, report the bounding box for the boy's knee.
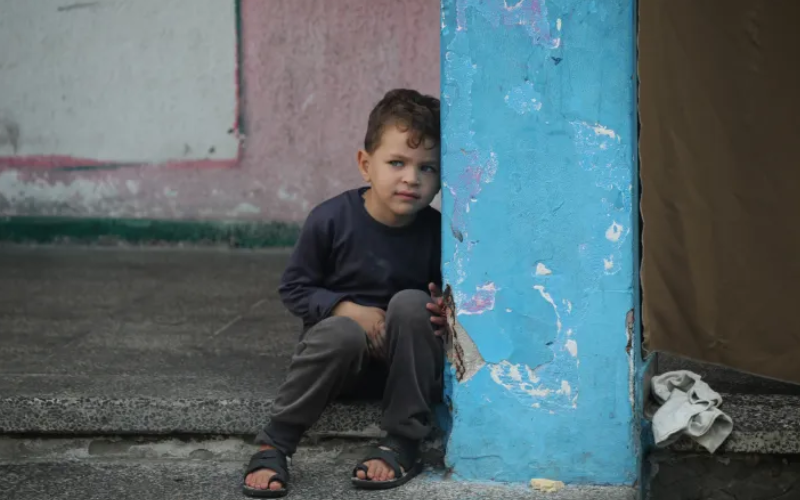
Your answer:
[387,289,432,322]
[310,316,367,356]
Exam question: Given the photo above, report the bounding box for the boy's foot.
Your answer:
[355,447,405,482]
[242,445,289,498]
[352,436,424,490]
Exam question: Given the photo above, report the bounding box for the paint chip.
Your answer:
[604,256,614,270]
[490,361,550,398]
[592,124,618,139]
[565,339,578,357]
[535,263,552,276]
[606,221,623,242]
[533,285,561,332]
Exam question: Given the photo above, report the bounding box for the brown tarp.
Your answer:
[639,0,800,383]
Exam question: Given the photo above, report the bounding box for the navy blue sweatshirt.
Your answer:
[279,187,441,330]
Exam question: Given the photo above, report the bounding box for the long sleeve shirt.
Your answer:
[279,187,441,330]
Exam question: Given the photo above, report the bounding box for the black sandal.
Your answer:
[351,435,424,490]
[242,448,289,498]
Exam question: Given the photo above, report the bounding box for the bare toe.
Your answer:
[248,469,279,490]
[361,458,401,482]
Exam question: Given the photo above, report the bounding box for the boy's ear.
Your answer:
[357,149,371,183]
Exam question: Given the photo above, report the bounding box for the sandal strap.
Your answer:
[245,449,289,486]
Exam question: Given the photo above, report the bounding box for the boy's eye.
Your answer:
[389,160,404,167]
[421,165,437,173]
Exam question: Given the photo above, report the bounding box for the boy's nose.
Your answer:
[402,168,420,185]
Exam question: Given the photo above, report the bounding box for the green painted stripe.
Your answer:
[0,217,300,248]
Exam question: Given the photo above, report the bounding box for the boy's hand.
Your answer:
[427,283,448,337]
[333,301,387,360]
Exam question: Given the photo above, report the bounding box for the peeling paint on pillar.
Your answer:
[441,0,637,486]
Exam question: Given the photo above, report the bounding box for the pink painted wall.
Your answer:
[0,0,439,222]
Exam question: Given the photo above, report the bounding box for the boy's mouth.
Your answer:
[395,191,421,200]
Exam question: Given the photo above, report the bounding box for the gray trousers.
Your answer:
[256,289,444,455]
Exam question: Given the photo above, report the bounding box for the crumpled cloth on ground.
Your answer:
[650,370,734,453]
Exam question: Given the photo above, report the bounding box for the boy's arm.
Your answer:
[279,208,348,325]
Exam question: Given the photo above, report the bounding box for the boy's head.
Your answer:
[358,89,441,226]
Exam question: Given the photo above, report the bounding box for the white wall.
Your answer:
[0,0,238,163]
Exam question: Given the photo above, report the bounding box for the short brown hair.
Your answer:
[364,89,440,154]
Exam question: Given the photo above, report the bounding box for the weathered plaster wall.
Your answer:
[0,0,439,222]
[0,0,239,165]
[441,0,638,485]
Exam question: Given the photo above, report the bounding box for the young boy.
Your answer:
[243,89,446,498]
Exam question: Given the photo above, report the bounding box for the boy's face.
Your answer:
[358,125,441,226]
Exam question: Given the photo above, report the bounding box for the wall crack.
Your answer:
[443,285,486,382]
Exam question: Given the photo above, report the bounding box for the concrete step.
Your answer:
[0,245,380,437]
[647,452,800,500]
[657,353,800,396]
[0,437,635,500]
[663,393,800,455]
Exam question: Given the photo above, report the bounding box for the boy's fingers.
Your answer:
[430,315,447,326]
[426,302,443,314]
[367,333,386,359]
[428,282,443,298]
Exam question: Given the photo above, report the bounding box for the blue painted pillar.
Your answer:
[441,0,638,485]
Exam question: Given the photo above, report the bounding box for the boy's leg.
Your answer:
[356,289,443,483]
[257,315,369,452]
[382,289,444,439]
[246,316,368,492]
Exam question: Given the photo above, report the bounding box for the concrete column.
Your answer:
[441,0,639,486]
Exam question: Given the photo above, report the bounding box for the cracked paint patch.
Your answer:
[565,339,578,357]
[454,0,560,48]
[505,82,543,114]
[450,243,469,286]
[447,150,498,236]
[536,263,552,275]
[457,282,497,315]
[533,284,562,332]
[490,360,551,397]
[488,359,578,409]
[604,255,619,275]
[571,121,622,143]
[484,283,580,409]
[456,0,468,31]
[569,121,626,179]
[606,221,623,242]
